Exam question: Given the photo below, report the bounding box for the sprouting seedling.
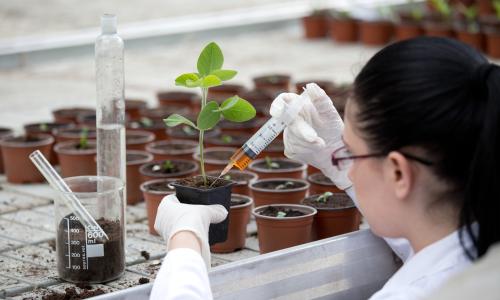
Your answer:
[79,127,89,149]
[275,181,295,190]
[140,117,153,128]
[39,123,49,132]
[407,0,423,21]
[152,160,175,172]
[429,0,451,19]
[223,174,231,180]
[164,42,256,186]
[276,211,287,218]
[221,135,233,143]
[493,0,500,19]
[182,125,195,135]
[458,3,479,32]
[265,156,280,169]
[316,191,333,203]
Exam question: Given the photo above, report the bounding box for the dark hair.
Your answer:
[352,37,500,260]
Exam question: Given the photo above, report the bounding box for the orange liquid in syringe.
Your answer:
[229,148,254,171]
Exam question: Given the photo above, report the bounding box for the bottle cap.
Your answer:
[101,14,117,34]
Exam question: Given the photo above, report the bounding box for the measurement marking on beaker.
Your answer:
[85,224,88,269]
[65,217,71,269]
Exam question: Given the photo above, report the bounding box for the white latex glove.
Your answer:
[154,194,228,269]
[270,82,352,190]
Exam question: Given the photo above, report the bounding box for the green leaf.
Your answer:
[197,42,224,76]
[175,73,199,87]
[186,78,203,88]
[197,101,221,130]
[164,114,197,128]
[200,75,222,88]
[210,69,237,81]
[221,96,256,122]
[214,96,238,112]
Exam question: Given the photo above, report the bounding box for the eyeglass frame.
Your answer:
[331,146,434,170]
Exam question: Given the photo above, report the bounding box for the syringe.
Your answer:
[221,88,309,176]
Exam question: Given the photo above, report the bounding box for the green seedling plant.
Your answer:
[458,3,479,32]
[275,181,295,190]
[430,0,452,20]
[276,211,287,218]
[494,0,500,19]
[407,0,423,21]
[316,191,333,203]
[164,42,256,186]
[152,160,176,172]
[265,156,280,169]
[223,174,232,181]
[221,135,233,143]
[39,123,49,132]
[78,127,89,149]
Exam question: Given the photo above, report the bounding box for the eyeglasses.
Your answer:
[331,146,434,171]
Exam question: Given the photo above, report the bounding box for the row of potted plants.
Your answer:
[302,0,500,57]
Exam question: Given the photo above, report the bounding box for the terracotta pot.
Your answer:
[248,158,306,180]
[146,139,198,161]
[485,31,500,57]
[54,126,97,143]
[302,193,360,240]
[76,112,96,126]
[126,151,154,205]
[0,134,54,183]
[359,20,394,45]
[240,90,273,118]
[54,140,97,177]
[478,0,495,16]
[139,106,191,122]
[139,159,199,182]
[126,130,155,151]
[250,178,309,207]
[24,122,73,165]
[211,194,253,253]
[141,179,177,235]
[207,169,258,196]
[423,21,455,38]
[307,173,342,195]
[207,84,246,103]
[127,119,168,141]
[329,18,359,42]
[172,176,235,244]
[125,99,148,120]
[52,107,95,124]
[166,126,220,141]
[0,128,13,173]
[456,29,485,51]
[258,139,285,159]
[253,74,292,96]
[307,165,321,175]
[302,14,328,38]
[295,80,335,94]
[395,23,424,41]
[193,147,236,172]
[253,204,316,253]
[218,118,265,135]
[205,133,251,148]
[156,91,200,111]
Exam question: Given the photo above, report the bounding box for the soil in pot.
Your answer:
[207,169,258,196]
[253,74,292,96]
[250,178,309,207]
[76,112,97,126]
[24,122,73,165]
[139,106,191,122]
[141,178,177,235]
[0,127,14,173]
[302,193,360,240]
[54,126,97,143]
[54,140,97,177]
[127,151,154,205]
[253,204,316,253]
[329,17,359,42]
[125,99,148,120]
[126,130,156,151]
[302,13,329,38]
[218,118,265,135]
[258,139,285,158]
[307,172,342,195]
[127,118,168,141]
[52,107,95,124]
[146,139,198,161]
[359,20,394,45]
[0,134,54,183]
[167,125,220,141]
[295,80,335,94]
[205,133,251,148]
[248,157,306,179]
[139,159,198,182]
[207,84,246,103]
[172,175,234,244]
[193,147,236,172]
[239,89,273,118]
[210,194,253,253]
[156,91,200,111]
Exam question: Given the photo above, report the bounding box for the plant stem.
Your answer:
[199,87,209,186]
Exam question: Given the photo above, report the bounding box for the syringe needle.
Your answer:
[221,162,233,177]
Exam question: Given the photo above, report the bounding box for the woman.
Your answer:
[151,37,500,299]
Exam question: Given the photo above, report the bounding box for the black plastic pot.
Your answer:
[172,175,235,245]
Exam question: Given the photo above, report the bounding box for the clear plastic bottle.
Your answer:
[95,14,126,190]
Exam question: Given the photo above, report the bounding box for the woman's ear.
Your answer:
[385,151,413,200]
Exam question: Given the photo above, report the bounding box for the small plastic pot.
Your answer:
[125,99,148,120]
[141,179,177,235]
[126,130,155,151]
[0,127,14,173]
[302,14,328,38]
[54,140,97,177]
[456,29,485,52]
[253,74,292,96]
[52,107,95,124]
[253,204,316,253]
[258,139,285,159]
[248,158,306,180]
[0,134,54,183]
[126,151,154,205]
[250,178,309,207]
[207,84,246,103]
[156,91,200,111]
[193,147,236,172]
[138,106,190,122]
[218,118,265,135]
[394,22,424,41]
[167,126,220,141]
[139,159,199,183]
[207,169,258,196]
[211,194,253,253]
[359,20,394,45]
[295,80,335,94]
[205,133,251,148]
[24,122,73,165]
[146,139,198,161]
[127,119,168,141]
[307,173,342,195]
[54,126,97,144]
[423,21,455,38]
[329,18,359,43]
[172,176,235,244]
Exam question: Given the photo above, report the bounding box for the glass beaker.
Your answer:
[54,176,125,283]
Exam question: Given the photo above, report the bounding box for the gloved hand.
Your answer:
[154,194,228,269]
[270,83,352,190]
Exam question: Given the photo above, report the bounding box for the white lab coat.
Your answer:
[150,187,473,300]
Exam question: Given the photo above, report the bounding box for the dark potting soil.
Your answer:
[8,135,46,143]
[206,134,249,146]
[219,119,256,129]
[147,160,195,174]
[154,142,196,151]
[266,139,284,152]
[41,286,106,300]
[253,159,302,170]
[26,123,69,133]
[140,250,150,260]
[309,173,334,185]
[175,176,230,189]
[57,215,124,283]
[59,128,97,139]
[138,277,150,284]
[145,181,176,192]
[126,153,149,162]
[254,180,306,190]
[303,193,355,209]
[207,170,254,184]
[259,206,305,217]
[230,196,250,206]
[128,119,163,129]
[203,150,233,161]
